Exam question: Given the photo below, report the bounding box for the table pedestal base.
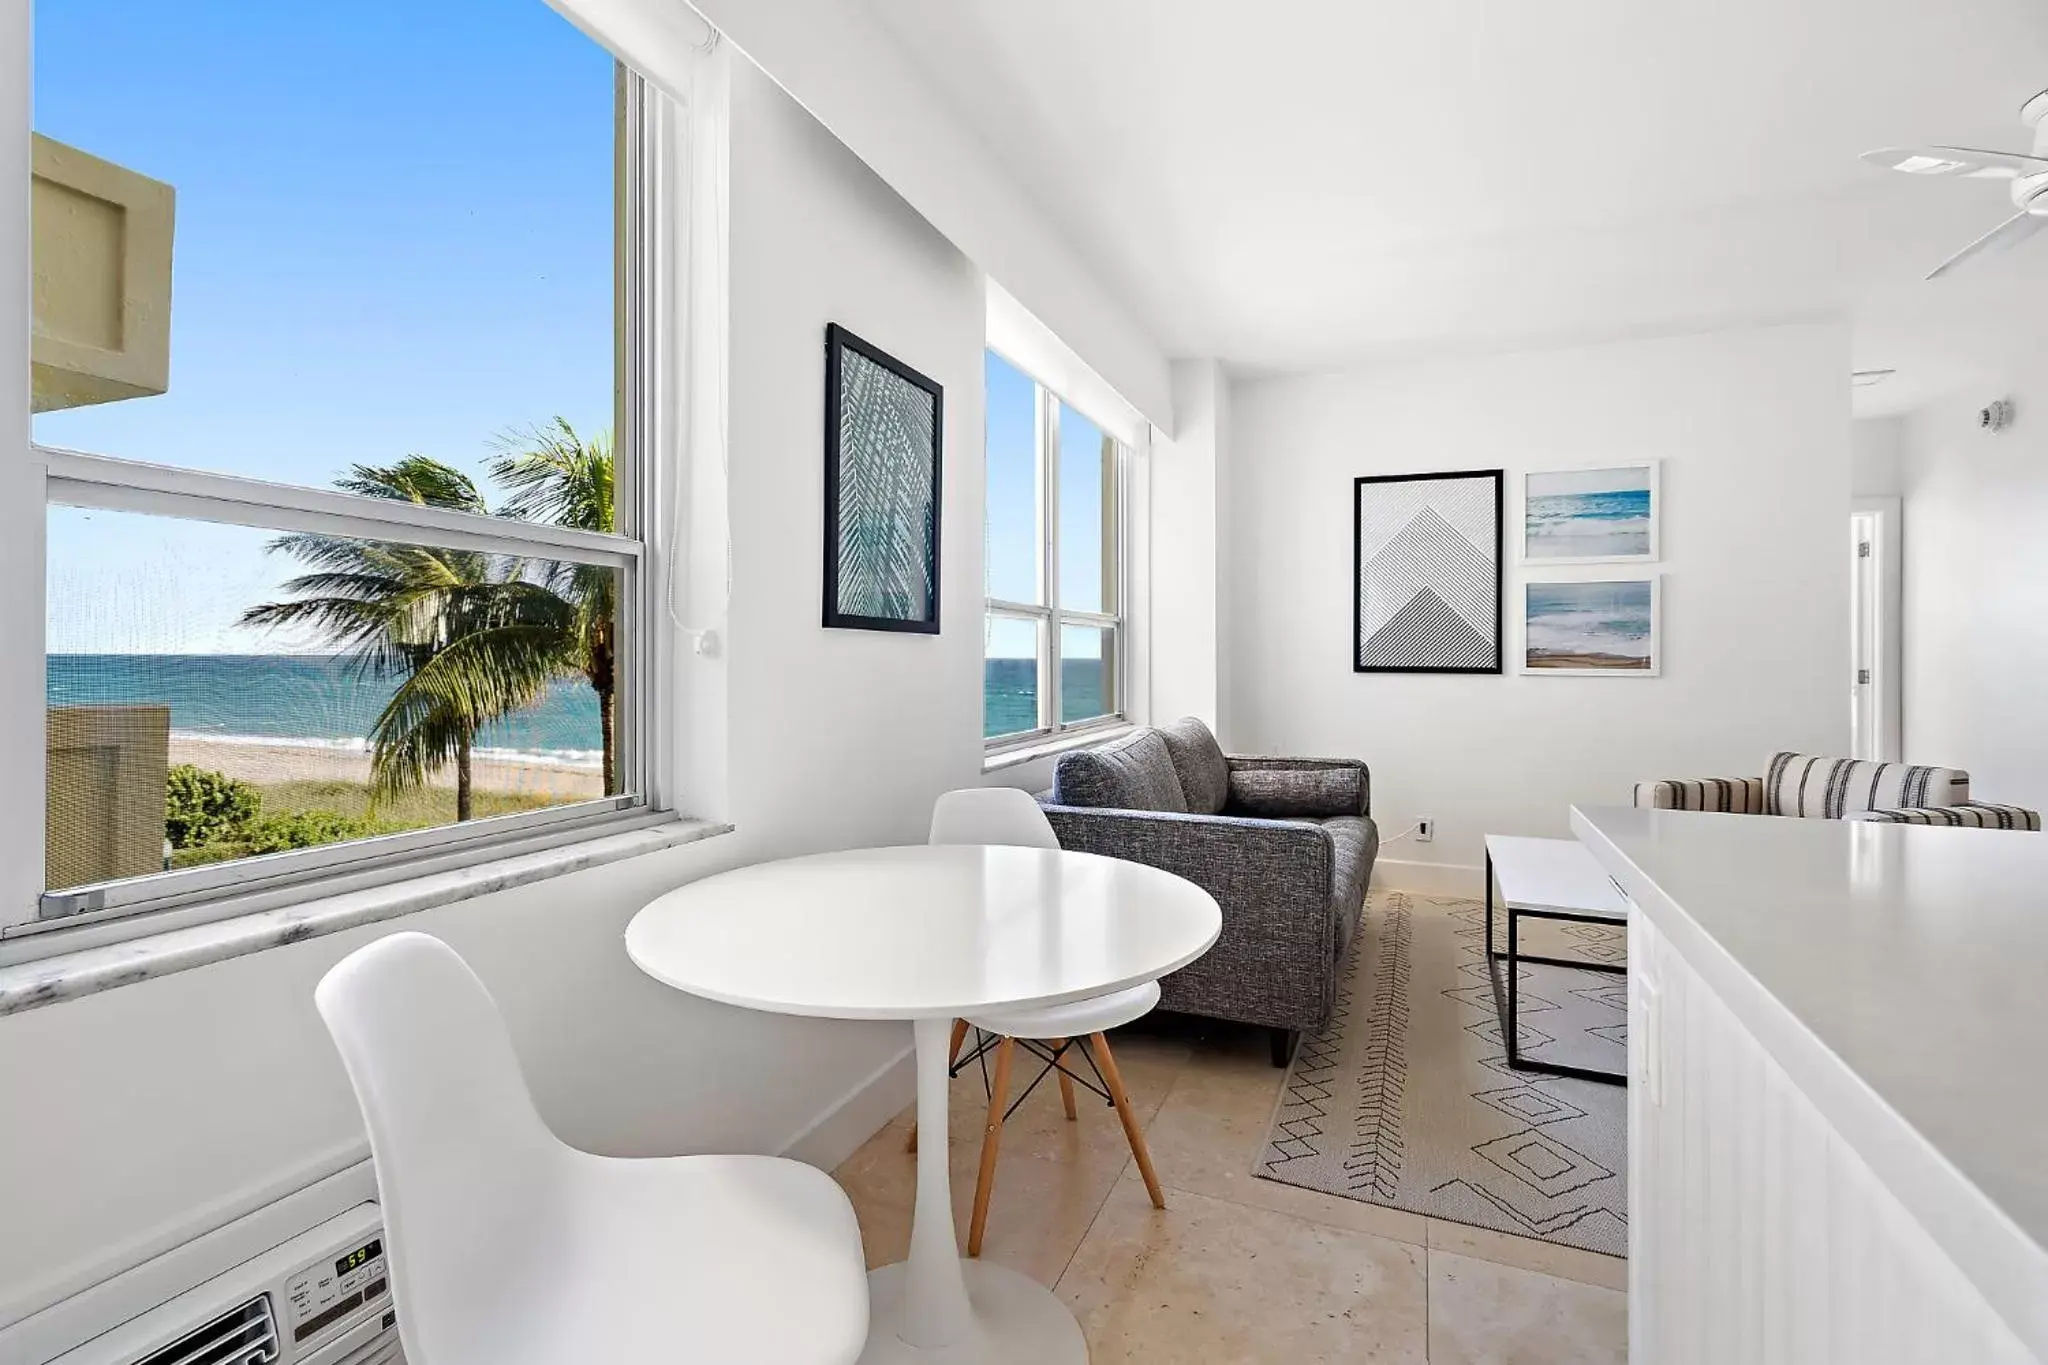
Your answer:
[858,1261,1087,1364]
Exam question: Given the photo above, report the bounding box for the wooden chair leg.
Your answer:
[1052,1037,1078,1120]
[906,1019,974,1154]
[1090,1031,1165,1209]
[967,1036,1016,1257]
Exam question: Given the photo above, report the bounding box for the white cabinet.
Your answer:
[1628,911,2036,1364]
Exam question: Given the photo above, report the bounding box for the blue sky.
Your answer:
[35,0,614,653]
[36,2,1101,662]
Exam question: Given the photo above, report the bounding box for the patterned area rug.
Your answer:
[1254,891,1628,1256]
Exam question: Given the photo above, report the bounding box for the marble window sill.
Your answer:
[0,817,730,1017]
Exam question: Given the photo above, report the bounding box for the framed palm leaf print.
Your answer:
[823,323,944,633]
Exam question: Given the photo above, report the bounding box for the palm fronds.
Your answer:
[243,435,625,820]
[490,419,621,793]
[490,419,613,531]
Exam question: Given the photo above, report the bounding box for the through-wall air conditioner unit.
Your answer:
[41,1203,402,1365]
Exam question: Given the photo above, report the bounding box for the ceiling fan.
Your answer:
[1862,89,2048,280]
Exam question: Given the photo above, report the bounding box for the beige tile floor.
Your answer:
[832,1019,1626,1363]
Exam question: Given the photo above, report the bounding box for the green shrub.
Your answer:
[239,808,377,854]
[165,764,260,849]
[169,841,252,870]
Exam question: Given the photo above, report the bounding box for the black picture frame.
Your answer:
[822,322,944,634]
[1352,469,1504,674]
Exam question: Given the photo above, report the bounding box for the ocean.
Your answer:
[985,658,1107,738]
[48,654,605,768]
[1525,488,1652,559]
[51,653,1104,758]
[1524,581,1653,662]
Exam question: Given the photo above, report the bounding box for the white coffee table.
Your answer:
[1482,834,1630,1086]
[626,844,1222,1364]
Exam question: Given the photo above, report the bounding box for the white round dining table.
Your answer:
[625,843,1222,1364]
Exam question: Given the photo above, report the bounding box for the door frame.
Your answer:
[1850,496,1903,761]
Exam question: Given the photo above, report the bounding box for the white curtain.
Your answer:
[546,0,731,632]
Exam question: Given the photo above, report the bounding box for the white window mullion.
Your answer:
[1115,439,1130,720]
[2,0,39,925]
[44,448,640,567]
[13,56,675,938]
[1041,384,1062,734]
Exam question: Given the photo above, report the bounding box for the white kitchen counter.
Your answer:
[1573,804,2048,1360]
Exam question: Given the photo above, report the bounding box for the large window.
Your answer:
[23,3,668,926]
[983,350,1126,746]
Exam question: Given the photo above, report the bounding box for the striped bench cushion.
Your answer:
[1849,803,2042,831]
[1633,778,1767,813]
[1764,753,1970,819]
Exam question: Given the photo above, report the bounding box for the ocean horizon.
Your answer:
[48,653,606,770]
[52,652,1109,755]
[985,657,1107,738]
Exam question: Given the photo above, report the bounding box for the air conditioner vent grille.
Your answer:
[133,1295,279,1365]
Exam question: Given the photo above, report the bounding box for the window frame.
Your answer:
[984,350,1130,753]
[13,66,679,934]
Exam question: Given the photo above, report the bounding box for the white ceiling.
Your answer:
[864,0,2048,406]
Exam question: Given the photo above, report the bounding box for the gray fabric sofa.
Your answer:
[1039,717,1377,1065]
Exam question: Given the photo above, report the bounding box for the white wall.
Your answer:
[1853,415,1907,497]
[1225,322,1851,880]
[1895,362,2048,811]
[0,58,989,1325]
[1148,360,1226,735]
[683,0,1172,431]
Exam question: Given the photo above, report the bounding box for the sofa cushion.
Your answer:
[1764,752,1970,819]
[1227,767,1364,820]
[1158,717,1229,815]
[1052,729,1190,813]
[1848,802,2041,830]
[1321,815,1377,960]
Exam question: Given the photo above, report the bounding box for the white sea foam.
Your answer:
[170,730,605,771]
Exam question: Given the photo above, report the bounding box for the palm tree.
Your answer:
[241,457,574,821]
[490,419,621,793]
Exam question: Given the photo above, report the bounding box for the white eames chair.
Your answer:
[923,787,1168,1256]
[315,931,869,1365]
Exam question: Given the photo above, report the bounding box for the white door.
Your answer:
[1849,499,1902,761]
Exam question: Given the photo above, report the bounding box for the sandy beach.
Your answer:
[1525,651,1652,671]
[170,737,606,802]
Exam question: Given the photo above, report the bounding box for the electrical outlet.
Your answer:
[1417,817,1434,843]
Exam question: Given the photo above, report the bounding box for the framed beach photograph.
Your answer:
[1353,469,1503,674]
[1522,461,1659,564]
[1522,576,1661,676]
[822,323,944,633]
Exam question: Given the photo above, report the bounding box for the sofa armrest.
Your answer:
[1225,756,1370,817]
[1043,804,1354,1033]
[1042,804,1336,952]
[1633,777,1766,813]
[1848,803,2042,830]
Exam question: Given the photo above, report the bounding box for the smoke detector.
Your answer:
[1980,398,2016,432]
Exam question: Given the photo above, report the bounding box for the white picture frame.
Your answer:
[1521,460,1660,565]
[1521,575,1662,677]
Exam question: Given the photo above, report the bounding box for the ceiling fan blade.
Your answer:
[1927,210,2048,280]
[1862,145,2048,179]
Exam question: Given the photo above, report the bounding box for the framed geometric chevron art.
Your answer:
[1353,470,1504,674]
[823,323,944,633]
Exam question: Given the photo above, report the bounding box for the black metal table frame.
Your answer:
[1483,848,1627,1087]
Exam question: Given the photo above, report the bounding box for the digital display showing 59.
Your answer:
[335,1238,382,1278]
